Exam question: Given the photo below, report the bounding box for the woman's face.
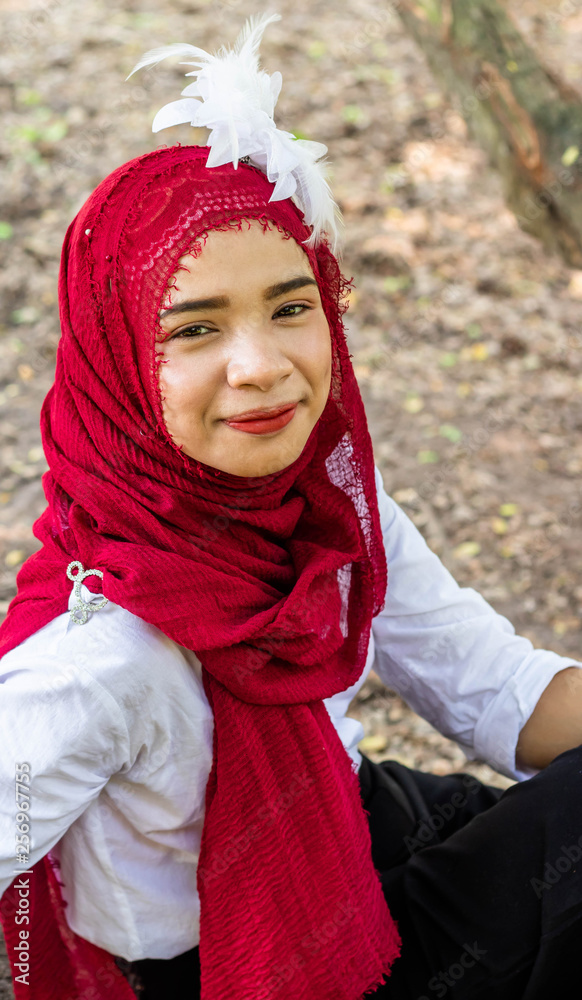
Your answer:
[156,221,332,477]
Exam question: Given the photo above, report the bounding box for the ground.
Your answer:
[0,0,581,992]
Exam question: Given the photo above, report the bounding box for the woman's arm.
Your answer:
[0,625,131,899]
[516,666,582,770]
[371,466,582,780]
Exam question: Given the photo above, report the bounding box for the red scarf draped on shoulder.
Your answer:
[0,146,400,999]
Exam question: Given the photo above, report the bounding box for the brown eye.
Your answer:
[171,324,214,340]
[274,304,311,318]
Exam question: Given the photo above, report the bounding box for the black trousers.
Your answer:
[120,745,582,998]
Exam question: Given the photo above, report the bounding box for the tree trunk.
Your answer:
[395,0,582,267]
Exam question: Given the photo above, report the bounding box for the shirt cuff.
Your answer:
[470,652,582,781]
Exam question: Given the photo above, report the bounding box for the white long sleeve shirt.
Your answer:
[1,467,579,961]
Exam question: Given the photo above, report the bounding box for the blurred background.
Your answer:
[0,0,581,990]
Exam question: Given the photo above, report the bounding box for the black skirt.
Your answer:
[119,745,582,999]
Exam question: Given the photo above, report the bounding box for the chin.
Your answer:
[223,454,299,477]
[216,436,308,477]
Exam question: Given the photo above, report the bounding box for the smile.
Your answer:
[223,403,298,435]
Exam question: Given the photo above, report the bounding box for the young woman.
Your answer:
[1,14,582,1000]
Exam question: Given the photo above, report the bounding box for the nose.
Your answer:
[226,323,294,391]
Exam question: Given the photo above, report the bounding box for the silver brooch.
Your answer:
[66,561,109,625]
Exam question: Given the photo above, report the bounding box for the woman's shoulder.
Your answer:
[1,586,211,776]
[0,583,205,707]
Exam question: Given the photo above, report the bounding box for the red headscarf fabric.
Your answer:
[0,145,400,999]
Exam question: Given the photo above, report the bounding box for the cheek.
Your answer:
[158,355,210,424]
[306,320,332,393]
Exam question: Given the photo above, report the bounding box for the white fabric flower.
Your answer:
[128,13,342,249]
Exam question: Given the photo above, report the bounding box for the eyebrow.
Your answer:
[158,276,319,318]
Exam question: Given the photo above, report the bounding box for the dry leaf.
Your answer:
[453,541,481,559]
[5,550,25,568]
[359,734,388,754]
[567,272,582,300]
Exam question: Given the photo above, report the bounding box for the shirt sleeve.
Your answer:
[0,638,131,900]
[371,466,582,781]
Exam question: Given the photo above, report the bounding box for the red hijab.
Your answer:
[0,145,400,999]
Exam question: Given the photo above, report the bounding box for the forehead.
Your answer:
[172,221,314,288]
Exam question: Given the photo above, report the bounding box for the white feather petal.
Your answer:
[206,128,238,168]
[181,81,203,98]
[235,13,281,59]
[152,98,201,133]
[127,43,212,78]
[294,138,329,160]
[269,71,283,106]
[270,172,297,201]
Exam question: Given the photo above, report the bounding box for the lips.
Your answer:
[225,403,298,422]
[223,402,298,435]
